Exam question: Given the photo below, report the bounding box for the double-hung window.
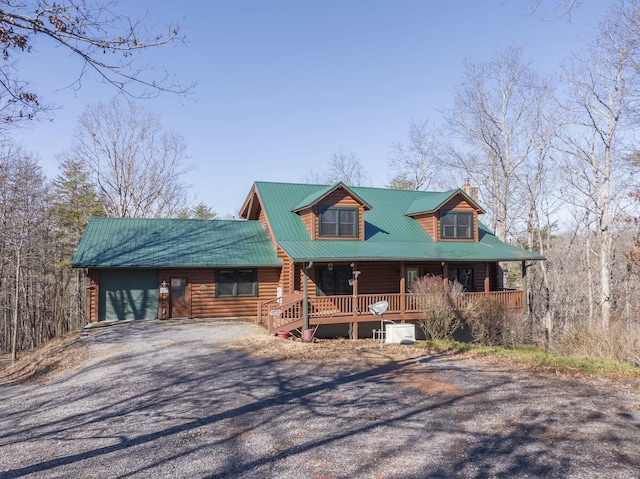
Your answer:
[216,269,257,297]
[319,207,357,238]
[441,211,473,239]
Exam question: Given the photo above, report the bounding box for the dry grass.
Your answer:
[0,329,91,384]
[415,339,640,383]
[470,348,640,382]
[233,334,433,367]
[553,320,640,367]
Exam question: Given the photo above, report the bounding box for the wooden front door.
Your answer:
[170,278,189,318]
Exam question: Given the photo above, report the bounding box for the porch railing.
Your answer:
[259,290,524,333]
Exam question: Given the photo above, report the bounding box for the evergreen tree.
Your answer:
[50,157,103,266]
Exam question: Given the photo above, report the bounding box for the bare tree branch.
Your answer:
[0,0,195,124]
[387,120,440,191]
[303,151,370,186]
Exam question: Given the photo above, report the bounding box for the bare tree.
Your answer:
[553,6,636,330]
[303,151,369,186]
[0,0,193,124]
[387,120,441,191]
[63,99,192,218]
[444,46,555,245]
[0,142,107,358]
[0,143,49,360]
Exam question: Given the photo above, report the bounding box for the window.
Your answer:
[170,278,187,298]
[216,269,257,297]
[319,207,358,238]
[441,211,473,239]
[316,265,353,296]
[448,267,474,291]
[405,267,420,292]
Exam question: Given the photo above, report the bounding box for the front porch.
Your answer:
[258,290,525,335]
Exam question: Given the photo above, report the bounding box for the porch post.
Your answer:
[484,263,490,293]
[351,268,358,340]
[352,268,358,318]
[303,262,311,330]
[400,262,406,317]
[522,261,529,315]
[442,262,448,287]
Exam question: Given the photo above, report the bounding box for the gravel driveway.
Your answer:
[1,319,640,478]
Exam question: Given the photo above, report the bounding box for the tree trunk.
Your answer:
[600,229,612,330]
[11,250,20,362]
[586,225,595,326]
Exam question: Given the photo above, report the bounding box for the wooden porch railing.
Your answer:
[258,290,524,333]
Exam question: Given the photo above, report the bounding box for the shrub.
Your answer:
[411,275,466,340]
[466,296,531,347]
[466,296,507,346]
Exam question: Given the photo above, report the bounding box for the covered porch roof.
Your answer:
[277,224,545,263]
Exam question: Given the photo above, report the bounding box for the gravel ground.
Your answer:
[1,319,640,479]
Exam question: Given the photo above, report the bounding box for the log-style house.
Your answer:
[73,181,544,338]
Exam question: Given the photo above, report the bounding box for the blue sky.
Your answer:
[11,0,607,217]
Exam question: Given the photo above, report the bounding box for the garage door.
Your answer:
[99,269,159,321]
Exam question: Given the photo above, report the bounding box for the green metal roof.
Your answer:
[72,217,281,268]
[74,183,545,269]
[292,182,372,212]
[254,181,544,262]
[276,222,543,262]
[405,189,485,216]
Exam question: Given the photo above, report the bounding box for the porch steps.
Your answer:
[272,319,304,334]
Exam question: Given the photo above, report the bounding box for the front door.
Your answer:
[170,278,189,318]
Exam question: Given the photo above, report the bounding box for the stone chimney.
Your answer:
[462,178,478,202]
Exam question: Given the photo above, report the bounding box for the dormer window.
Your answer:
[441,211,472,239]
[319,207,357,238]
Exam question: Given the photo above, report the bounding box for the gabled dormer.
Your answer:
[406,186,485,242]
[292,182,371,240]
